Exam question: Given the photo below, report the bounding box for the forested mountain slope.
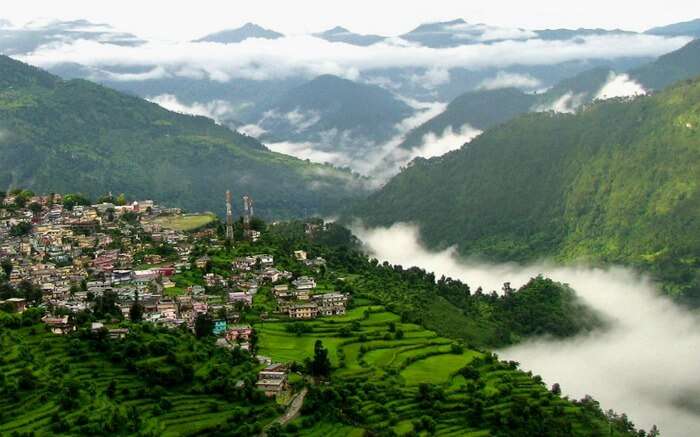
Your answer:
[0,56,365,218]
[350,77,700,302]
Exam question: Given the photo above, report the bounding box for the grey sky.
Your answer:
[3,0,700,40]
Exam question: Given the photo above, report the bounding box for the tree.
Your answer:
[10,222,31,237]
[116,193,127,206]
[1,258,12,277]
[308,340,331,377]
[194,313,214,338]
[28,202,42,217]
[129,291,144,322]
[551,382,561,396]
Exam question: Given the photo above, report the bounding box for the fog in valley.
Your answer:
[353,222,700,436]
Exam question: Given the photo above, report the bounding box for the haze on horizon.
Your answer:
[2,0,700,40]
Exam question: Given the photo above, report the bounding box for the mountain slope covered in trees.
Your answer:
[350,77,700,303]
[0,56,365,218]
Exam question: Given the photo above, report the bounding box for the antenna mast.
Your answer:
[225,190,234,242]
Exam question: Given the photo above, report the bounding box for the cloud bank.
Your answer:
[352,222,700,437]
[18,33,691,83]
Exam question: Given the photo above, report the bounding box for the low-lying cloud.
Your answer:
[477,71,542,90]
[352,222,700,437]
[18,33,691,84]
[266,140,352,167]
[533,91,587,113]
[407,124,481,160]
[147,94,238,124]
[595,72,646,100]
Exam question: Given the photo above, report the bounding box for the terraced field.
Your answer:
[256,305,475,383]
[256,305,617,436]
[0,326,275,436]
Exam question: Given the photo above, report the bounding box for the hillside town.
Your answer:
[0,189,349,398]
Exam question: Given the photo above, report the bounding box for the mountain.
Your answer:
[405,38,700,148]
[350,76,700,303]
[0,55,365,218]
[313,26,386,46]
[194,23,283,43]
[397,88,536,151]
[400,19,635,48]
[631,39,700,90]
[0,19,144,55]
[646,18,700,38]
[248,74,414,161]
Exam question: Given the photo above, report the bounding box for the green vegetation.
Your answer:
[351,76,700,303]
[256,304,639,436]
[152,213,216,231]
[0,55,365,218]
[632,39,700,90]
[0,323,277,436]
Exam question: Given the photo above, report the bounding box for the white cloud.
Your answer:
[238,123,267,138]
[595,72,646,100]
[147,94,237,124]
[477,71,542,90]
[17,33,692,83]
[352,222,700,437]
[266,141,352,167]
[449,22,538,42]
[104,66,169,81]
[409,67,451,89]
[260,108,322,133]
[533,91,587,113]
[407,124,482,160]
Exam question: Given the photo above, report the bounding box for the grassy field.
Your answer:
[152,213,216,231]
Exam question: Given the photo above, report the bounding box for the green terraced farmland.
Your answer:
[0,325,276,436]
[257,305,626,436]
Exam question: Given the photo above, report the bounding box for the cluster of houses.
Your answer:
[1,192,354,398]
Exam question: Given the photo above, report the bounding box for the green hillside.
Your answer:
[350,77,700,303]
[256,304,633,436]
[0,318,276,436]
[631,39,700,90]
[0,55,365,218]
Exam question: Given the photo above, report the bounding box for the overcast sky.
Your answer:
[3,0,700,39]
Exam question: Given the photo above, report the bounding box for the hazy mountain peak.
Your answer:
[646,18,700,38]
[314,26,386,46]
[195,22,284,43]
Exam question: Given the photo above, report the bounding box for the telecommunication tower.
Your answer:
[225,190,234,242]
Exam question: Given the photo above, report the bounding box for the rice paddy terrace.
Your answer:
[255,302,612,436]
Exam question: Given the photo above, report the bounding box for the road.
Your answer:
[261,387,308,436]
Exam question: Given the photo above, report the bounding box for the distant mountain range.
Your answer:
[349,73,700,304]
[0,55,366,218]
[2,16,699,178]
[646,18,700,38]
[241,74,414,164]
[397,38,700,158]
[0,19,144,55]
